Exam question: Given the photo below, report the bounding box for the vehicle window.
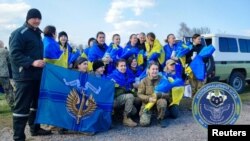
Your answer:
[205,38,212,46]
[239,39,248,52]
[219,37,238,52]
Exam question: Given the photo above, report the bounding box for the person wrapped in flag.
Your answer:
[126,56,144,89]
[43,29,79,68]
[88,32,111,75]
[185,34,215,96]
[137,62,169,127]
[120,34,140,59]
[154,59,185,119]
[107,59,137,127]
[145,32,165,70]
[105,34,123,74]
[163,34,186,78]
[83,37,96,57]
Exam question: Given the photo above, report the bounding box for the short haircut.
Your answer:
[43,25,56,37]
[116,59,126,67]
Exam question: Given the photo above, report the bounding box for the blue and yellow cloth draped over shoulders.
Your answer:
[120,42,139,60]
[84,47,90,57]
[164,43,178,61]
[107,69,134,91]
[88,42,108,62]
[36,64,114,133]
[126,66,143,81]
[104,43,123,74]
[154,72,185,106]
[43,37,80,68]
[145,39,165,66]
[43,36,68,68]
[107,43,123,62]
[189,45,215,81]
[164,42,186,78]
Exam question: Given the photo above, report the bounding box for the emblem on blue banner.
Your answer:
[192,82,241,128]
[67,89,97,124]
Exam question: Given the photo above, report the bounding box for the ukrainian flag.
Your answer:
[190,45,215,81]
[145,39,165,65]
[43,37,68,68]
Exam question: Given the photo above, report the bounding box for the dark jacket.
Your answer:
[9,23,43,81]
[186,44,208,65]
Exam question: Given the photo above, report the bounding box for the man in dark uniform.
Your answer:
[9,8,51,141]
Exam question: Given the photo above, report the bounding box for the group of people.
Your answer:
[5,8,210,141]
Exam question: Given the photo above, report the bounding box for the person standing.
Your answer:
[185,34,208,96]
[9,8,51,141]
[145,32,165,70]
[0,40,14,110]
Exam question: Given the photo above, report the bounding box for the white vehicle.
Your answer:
[203,34,250,93]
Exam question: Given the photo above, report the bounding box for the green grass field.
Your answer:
[0,86,250,129]
[0,93,12,129]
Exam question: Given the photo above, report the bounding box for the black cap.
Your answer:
[26,8,42,21]
[93,60,105,71]
[74,57,88,69]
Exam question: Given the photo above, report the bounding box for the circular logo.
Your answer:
[192,82,242,128]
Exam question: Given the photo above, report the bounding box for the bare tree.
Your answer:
[177,22,211,38]
[192,27,210,35]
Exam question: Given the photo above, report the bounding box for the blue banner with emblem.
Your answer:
[36,64,114,133]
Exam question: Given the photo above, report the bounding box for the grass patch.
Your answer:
[0,94,12,129]
[240,86,250,104]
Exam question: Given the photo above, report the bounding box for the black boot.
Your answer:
[158,119,169,128]
[13,116,28,141]
[28,111,52,136]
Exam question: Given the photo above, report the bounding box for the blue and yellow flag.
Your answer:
[190,45,215,81]
[36,64,114,133]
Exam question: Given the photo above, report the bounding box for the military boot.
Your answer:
[123,116,137,127]
[29,111,52,136]
[13,116,28,141]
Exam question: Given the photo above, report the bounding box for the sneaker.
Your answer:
[159,119,169,128]
[31,128,52,136]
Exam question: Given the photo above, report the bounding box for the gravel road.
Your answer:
[1,102,250,141]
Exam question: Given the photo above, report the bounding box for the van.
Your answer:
[203,34,250,93]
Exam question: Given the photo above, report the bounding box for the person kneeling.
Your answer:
[137,62,168,128]
[108,59,137,127]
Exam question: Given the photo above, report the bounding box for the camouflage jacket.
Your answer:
[0,48,9,77]
[137,75,162,103]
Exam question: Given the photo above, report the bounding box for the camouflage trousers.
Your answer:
[114,93,137,116]
[188,76,205,97]
[0,77,15,110]
[139,98,167,126]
